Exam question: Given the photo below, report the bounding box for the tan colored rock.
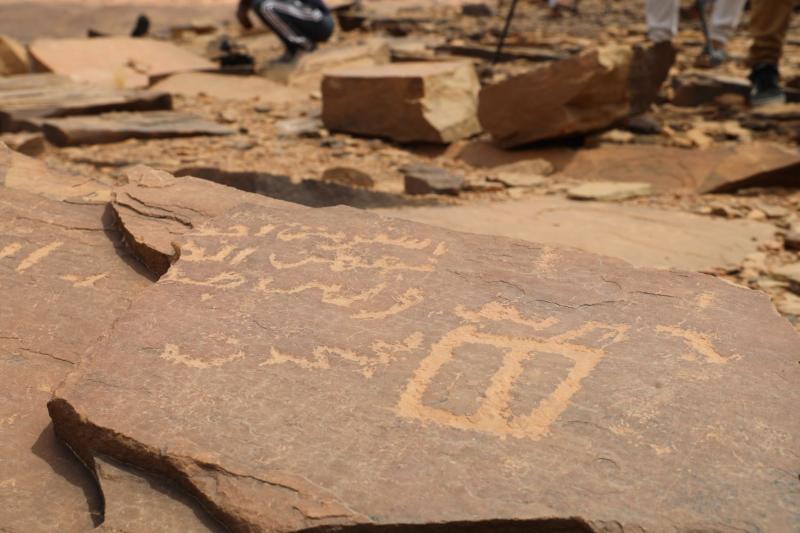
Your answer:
[567,181,652,201]
[478,42,675,147]
[0,35,29,76]
[670,72,749,107]
[0,141,111,202]
[42,111,235,146]
[0,131,44,156]
[287,39,391,90]
[151,72,301,104]
[49,192,800,532]
[322,61,481,144]
[321,166,375,188]
[28,37,215,89]
[378,196,775,272]
[0,73,172,133]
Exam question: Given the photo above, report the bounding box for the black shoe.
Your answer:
[749,63,786,107]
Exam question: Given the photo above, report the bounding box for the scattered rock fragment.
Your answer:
[402,163,464,195]
[152,72,301,104]
[772,263,800,291]
[286,38,391,89]
[321,166,375,188]
[42,111,235,146]
[48,195,800,532]
[478,42,675,147]
[751,103,800,121]
[0,131,44,156]
[671,72,750,107]
[784,231,800,251]
[567,181,652,201]
[276,116,325,138]
[323,61,481,144]
[487,172,545,188]
[0,35,29,75]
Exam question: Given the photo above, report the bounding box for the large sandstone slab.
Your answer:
[0,187,153,532]
[50,192,799,531]
[150,72,300,104]
[28,37,215,89]
[322,61,481,143]
[0,35,29,76]
[285,39,391,90]
[0,73,172,132]
[378,196,774,271]
[478,43,675,147]
[42,111,235,146]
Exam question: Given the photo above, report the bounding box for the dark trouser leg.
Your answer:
[253,0,334,54]
[748,0,793,67]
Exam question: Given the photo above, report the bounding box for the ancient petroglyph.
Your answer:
[162,268,246,289]
[160,340,244,369]
[352,288,424,320]
[59,272,109,288]
[656,326,738,364]
[397,312,629,440]
[255,277,387,308]
[0,242,22,260]
[261,332,423,378]
[15,241,63,272]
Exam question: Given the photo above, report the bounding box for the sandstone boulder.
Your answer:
[49,189,799,532]
[322,61,481,143]
[478,42,675,147]
[0,35,29,76]
[402,163,464,195]
[42,111,235,146]
[0,74,172,133]
[567,181,652,201]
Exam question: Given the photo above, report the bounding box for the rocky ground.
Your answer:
[1,1,799,531]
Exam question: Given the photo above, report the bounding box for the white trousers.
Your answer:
[646,0,746,44]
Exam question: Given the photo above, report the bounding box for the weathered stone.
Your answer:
[772,262,800,288]
[49,194,800,532]
[322,61,481,144]
[567,181,652,201]
[0,186,153,532]
[487,172,545,188]
[276,116,324,138]
[0,35,29,76]
[402,163,464,195]
[695,142,800,193]
[492,158,554,177]
[287,39,391,90]
[784,231,800,251]
[0,141,111,202]
[379,196,775,271]
[151,72,301,104]
[321,166,375,188]
[28,37,215,89]
[0,131,44,156]
[0,73,172,133]
[42,111,235,146]
[751,103,800,121]
[671,72,750,107]
[478,42,675,147]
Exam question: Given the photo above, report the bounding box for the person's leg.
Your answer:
[749,0,792,67]
[252,0,325,58]
[646,0,679,43]
[709,0,746,44]
[748,0,793,106]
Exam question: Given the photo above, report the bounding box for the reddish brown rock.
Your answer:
[28,37,215,89]
[0,131,45,156]
[0,74,172,133]
[49,190,799,531]
[322,61,481,143]
[478,42,675,147]
[0,187,153,532]
[42,111,235,146]
[0,35,29,76]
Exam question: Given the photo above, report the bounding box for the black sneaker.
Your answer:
[749,63,786,107]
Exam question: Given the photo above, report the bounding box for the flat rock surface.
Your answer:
[151,72,301,104]
[50,199,799,532]
[28,37,215,88]
[378,196,775,271]
[42,111,235,146]
[0,187,152,532]
[0,73,172,132]
[567,181,652,201]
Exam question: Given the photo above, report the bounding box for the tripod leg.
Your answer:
[493,0,521,65]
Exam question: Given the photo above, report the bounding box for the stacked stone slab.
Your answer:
[322,61,481,143]
[479,42,676,147]
[42,167,800,532]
